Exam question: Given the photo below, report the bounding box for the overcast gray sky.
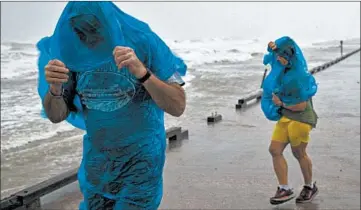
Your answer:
[1,2,360,43]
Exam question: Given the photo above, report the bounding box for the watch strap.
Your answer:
[137,70,151,83]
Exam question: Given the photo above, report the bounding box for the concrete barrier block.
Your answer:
[235,104,244,109]
[166,127,188,141]
[238,99,245,105]
[207,114,222,123]
[181,130,189,140]
[166,127,182,141]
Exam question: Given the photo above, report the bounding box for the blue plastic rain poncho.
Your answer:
[261,36,317,121]
[36,2,187,209]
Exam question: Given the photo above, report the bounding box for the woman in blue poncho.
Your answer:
[261,37,319,205]
[37,2,187,209]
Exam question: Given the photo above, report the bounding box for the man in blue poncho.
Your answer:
[261,37,319,205]
[38,2,187,209]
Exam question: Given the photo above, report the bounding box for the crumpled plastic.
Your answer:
[261,36,317,121]
[36,2,187,209]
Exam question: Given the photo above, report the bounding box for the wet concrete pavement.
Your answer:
[42,53,360,209]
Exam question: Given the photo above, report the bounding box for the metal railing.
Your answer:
[0,127,189,210]
[235,47,361,109]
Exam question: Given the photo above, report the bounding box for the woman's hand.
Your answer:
[277,56,289,66]
[268,41,277,51]
[272,93,283,106]
[269,41,289,66]
[273,94,307,111]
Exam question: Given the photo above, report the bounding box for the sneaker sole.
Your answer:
[270,194,295,205]
[296,189,319,204]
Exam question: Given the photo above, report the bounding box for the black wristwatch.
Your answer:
[137,69,152,84]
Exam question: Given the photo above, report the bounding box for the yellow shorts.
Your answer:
[271,116,312,147]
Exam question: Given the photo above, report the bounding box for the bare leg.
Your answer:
[292,142,312,185]
[269,141,289,185]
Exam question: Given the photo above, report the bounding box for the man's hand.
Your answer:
[113,46,186,117]
[113,46,147,79]
[45,59,69,96]
[268,41,277,51]
[272,93,283,106]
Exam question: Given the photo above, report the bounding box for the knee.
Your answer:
[292,149,307,160]
[269,145,283,157]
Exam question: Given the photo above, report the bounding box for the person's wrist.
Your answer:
[50,84,63,96]
[276,101,283,107]
[137,68,152,84]
[134,66,148,79]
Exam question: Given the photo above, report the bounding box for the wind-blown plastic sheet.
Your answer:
[261,36,317,121]
[37,2,187,209]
